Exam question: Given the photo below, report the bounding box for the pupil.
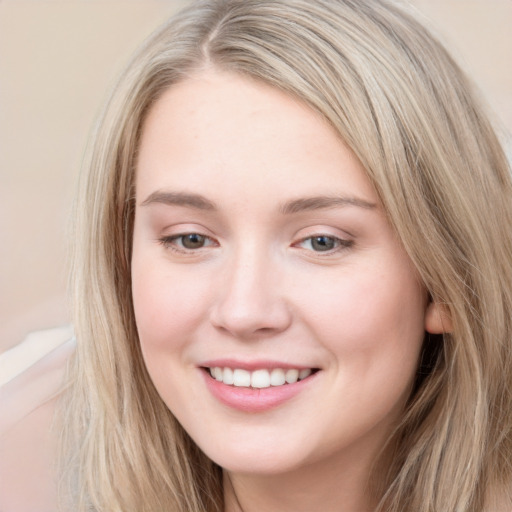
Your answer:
[312,236,335,251]
[182,234,205,249]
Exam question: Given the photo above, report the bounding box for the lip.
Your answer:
[199,361,319,413]
[200,358,315,371]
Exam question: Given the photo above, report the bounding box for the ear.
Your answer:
[425,301,453,334]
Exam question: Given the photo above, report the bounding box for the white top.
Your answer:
[0,326,75,512]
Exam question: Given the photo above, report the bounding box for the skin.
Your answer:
[131,69,445,512]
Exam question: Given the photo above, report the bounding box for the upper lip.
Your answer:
[199,359,318,371]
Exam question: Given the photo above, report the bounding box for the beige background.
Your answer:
[1,0,511,354]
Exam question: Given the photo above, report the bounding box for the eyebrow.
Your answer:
[140,191,216,210]
[140,190,377,213]
[279,195,377,214]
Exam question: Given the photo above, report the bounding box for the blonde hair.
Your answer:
[61,1,512,510]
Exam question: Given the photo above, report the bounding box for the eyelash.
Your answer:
[158,233,353,255]
[294,235,353,254]
[158,233,217,253]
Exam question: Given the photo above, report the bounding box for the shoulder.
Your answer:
[0,326,75,512]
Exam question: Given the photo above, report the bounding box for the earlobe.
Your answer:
[425,301,453,334]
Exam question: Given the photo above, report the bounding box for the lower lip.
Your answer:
[201,370,317,413]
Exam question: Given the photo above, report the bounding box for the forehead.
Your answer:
[136,70,377,206]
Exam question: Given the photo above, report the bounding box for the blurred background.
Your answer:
[1,0,511,354]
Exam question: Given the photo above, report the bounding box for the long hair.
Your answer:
[60,1,512,510]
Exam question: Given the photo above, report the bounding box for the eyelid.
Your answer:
[157,231,219,254]
[297,235,352,248]
[156,222,216,241]
[292,231,354,256]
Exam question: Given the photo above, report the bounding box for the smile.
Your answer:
[207,367,315,388]
[201,364,320,412]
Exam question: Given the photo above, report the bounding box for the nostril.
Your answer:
[210,303,293,339]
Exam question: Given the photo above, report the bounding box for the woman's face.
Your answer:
[132,70,435,476]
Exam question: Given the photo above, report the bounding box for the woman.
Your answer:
[3,0,512,510]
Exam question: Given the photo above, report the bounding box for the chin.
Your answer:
[196,434,318,476]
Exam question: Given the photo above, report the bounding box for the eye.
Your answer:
[159,233,216,251]
[297,235,352,252]
[178,233,209,249]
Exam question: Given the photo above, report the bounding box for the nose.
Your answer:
[209,249,292,339]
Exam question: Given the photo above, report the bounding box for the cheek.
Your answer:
[131,252,210,356]
[298,265,426,438]
[131,254,215,412]
[294,259,426,363]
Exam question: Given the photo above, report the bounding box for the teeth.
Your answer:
[213,367,223,381]
[208,366,314,388]
[270,368,286,386]
[299,368,312,380]
[223,367,234,385]
[233,369,251,387]
[251,369,270,388]
[285,369,299,384]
